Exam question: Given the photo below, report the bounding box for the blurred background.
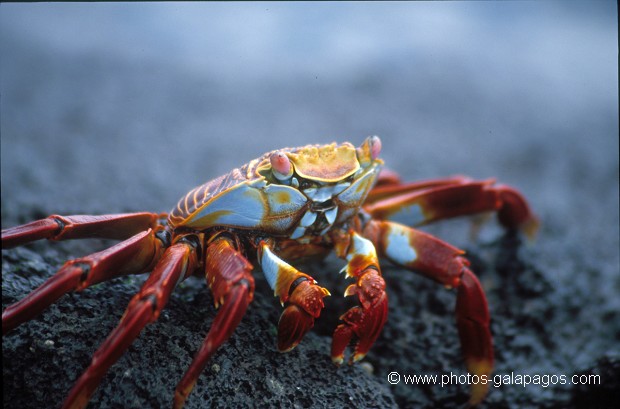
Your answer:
[1,2,616,218]
[1,2,618,408]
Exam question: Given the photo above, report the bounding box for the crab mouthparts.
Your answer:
[302,182,351,203]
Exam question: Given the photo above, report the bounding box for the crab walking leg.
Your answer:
[173,235,255,409]
[1,212,162,248]
[366,175,471,204]
[364,179,539,239]
[258,241,330,352]
[2,228,167,334]
[331,231,388,365]
[62,238,199,409]
[364,220,493,405]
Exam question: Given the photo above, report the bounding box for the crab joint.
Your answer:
[341,231,380,278]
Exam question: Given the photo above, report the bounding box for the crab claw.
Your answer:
[278,305,314,352]
[331,267,388,365]
[278,279,330,352]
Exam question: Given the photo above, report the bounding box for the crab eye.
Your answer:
[357,135,382,164]
[270,151,294,181]
[369,135,382,160]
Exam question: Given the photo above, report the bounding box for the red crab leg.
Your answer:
[1,212,162,249]
[365,178,539,239]
[330,231,388,365]
[364,220,492,405]
[2,228,168,334]
[173,234,254,409]
[257,241,330,352]
[367,175,470,203]
[62,237,199,409]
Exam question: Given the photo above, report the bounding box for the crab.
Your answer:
[2,136,538,408]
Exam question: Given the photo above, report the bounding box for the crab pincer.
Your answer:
[277,278,331,351]
[258,241,331,351]
[331,231,388,364]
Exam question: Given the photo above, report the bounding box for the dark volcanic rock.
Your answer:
[2,246,396,409]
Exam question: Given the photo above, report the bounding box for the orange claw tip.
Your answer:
[62,388,90,409]
[466,358,493,378]
[331,355,344,365]
[344,283,357,297]
[465,358,493,406]
[522,216,541,242]
[278,341,300,353]
[468,381,490,407]
[172,392,187,409]
[351,352,366,363]
[172,391,187,409]
[173,381,197,409]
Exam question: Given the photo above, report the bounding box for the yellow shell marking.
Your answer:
[286,142,360,183]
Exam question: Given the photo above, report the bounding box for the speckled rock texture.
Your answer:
[2,3,618,409]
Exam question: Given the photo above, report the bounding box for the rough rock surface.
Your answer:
[2,3,618,409]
